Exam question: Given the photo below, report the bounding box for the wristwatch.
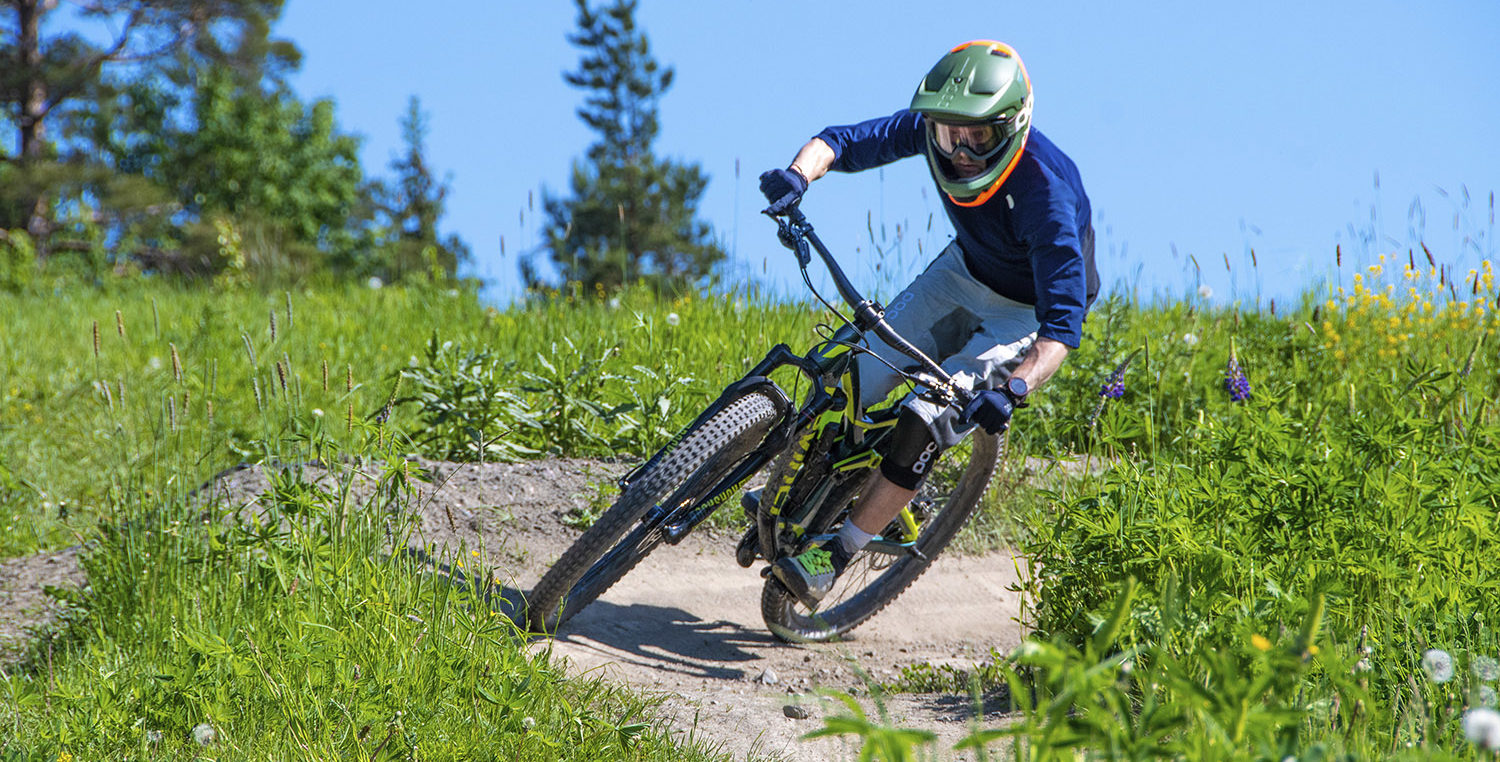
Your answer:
[1004,376,1030,408]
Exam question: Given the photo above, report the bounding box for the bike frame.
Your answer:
[614,207,972,558]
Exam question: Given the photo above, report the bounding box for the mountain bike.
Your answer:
[525,206,1003,643]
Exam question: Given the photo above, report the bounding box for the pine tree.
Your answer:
[370,96,470,282]
[528,0,723,295]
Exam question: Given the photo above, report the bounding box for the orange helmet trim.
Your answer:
[947,131,1029,208]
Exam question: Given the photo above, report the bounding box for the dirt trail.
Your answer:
[2,457,1028,761]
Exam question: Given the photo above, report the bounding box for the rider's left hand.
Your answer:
[960,389,1014,434]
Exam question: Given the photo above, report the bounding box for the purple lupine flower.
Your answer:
[1098,349,1140,399]
[1224,348,1252,402]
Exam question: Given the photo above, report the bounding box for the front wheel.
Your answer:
[761,429,1003,643]
[526,389,781,633]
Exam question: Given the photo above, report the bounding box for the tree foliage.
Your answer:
[366,96,470,282]
[528,0,723,296]
[0,0,296,252]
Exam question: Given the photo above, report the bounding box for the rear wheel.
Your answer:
[760,429,1003,643]
[527,390,781,633]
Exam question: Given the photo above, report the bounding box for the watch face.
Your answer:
[1007,377,1028,398]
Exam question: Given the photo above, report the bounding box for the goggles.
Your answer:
[927,119,1014,162]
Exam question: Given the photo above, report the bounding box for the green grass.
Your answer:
[3,251,1499,758]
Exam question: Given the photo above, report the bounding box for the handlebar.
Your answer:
[767,206,973,409]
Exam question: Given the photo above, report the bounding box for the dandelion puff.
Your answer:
[144,729,162,744]
[666,312,680,326]
[191,722,217,746]
[1474,655,1500,681]
[367,276,384,290]
[1463,708,1500,749]
[1198,284,1214,300]
[1182,333,1198,346]
[1482,686,1500,708]
[1424,648,1455,683]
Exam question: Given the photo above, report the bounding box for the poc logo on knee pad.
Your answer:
[911,441,939,475]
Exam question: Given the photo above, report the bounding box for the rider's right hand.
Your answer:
[759,167,808,214]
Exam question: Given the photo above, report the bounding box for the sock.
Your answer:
[836,521,877,555]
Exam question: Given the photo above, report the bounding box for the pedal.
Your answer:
[734,525,760,568]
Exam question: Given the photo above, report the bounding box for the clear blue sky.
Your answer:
[276,1,1499,307]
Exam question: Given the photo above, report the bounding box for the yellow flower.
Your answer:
[471,550,480,558]
[1307,644,1321,656]
[1252,634,1272,651]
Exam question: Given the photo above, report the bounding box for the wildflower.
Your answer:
[1475,655,1500,681]
[665,312,680,326]
[1182,333,1198,346]
[1463,708,1500,749]
[191,723,217,745]
[1223,345,1252,402]
[312,409,324,418]
[1198,284,1213,300]
[1482,686,1499,708]
[367,276,384,290]
[1251,634,1272,651]
[608,297,621,310]
[1424,648,1455,683]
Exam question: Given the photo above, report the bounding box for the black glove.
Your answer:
[759,167,808,214]
[960,389,1014,434]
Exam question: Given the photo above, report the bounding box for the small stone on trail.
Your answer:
[783,704,812,720]
[757,667,779,685]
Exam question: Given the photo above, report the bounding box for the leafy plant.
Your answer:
[398,333,539,462]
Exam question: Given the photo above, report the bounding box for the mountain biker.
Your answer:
[758,40,1098,609]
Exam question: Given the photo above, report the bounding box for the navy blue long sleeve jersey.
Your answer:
[814,109,1098,348]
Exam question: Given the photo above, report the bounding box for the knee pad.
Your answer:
[879,408,941,491]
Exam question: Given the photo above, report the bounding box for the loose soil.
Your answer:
[3,456,1041,761]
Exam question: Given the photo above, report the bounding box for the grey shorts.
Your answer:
[855,241,1037,449]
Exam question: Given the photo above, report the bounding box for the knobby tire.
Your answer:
[760,429,1003,643]
[526,390,780,633]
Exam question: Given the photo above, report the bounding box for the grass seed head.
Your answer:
[92,321,100,359]
[115,309,125,339]
[170,343,182,383]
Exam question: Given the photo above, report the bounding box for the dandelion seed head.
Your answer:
[367,276,384,290]
[148,356,163,371]
[1183,333,1199,346]
[1474,655,1500,681]
[1463,708,1500,749]
[312,409,324,418]
[1481,686,1499,708]
[1424,648,1455,683]
[1198,284,1214,299]
[608,297,621,310]
[665,312,680,326]
[191,723,217,746]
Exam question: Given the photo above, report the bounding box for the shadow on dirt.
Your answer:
[552,599,782,681]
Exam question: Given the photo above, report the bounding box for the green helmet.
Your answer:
[909,40,1033,207]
